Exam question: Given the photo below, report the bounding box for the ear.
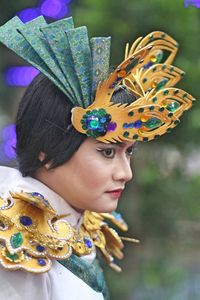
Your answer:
[38,152,52,169]
[38,152,46,162]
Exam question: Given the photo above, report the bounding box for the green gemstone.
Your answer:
[10,232,23,249]
[152,97,157,103]
[154,134,160,139]
[170,66,174,72]
[133,134,139,140]
[86,110,91,115]
[138,108,144,113]
[99,108,106,116]
[183,93,187,98]
[156,51,163,63]
[159,107,165,112]
[90,119,99,129]
[174,120,180,125]
[152,67,157,72]
[162,65,167,70]
[149,106,155,111]
[166,101,180,112]
[6,251,20,261]
[81,119,85,124]
[145,118,162,129]
[149,34,154,41]
[161,33,166,38]
[180,72,185,77]
[174,89,179,95]
[82,114,87,119]
[82,125,87,130]
[167,128,173,133]
[92,109,97,114]
[128,111,134,117]
[123,131,129,138]
[126,57,140,72]
[143,78,147,83]
[155,78,169,91]
[163,90,169,95]
[168,112,173,117]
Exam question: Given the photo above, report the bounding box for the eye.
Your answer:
[97,148,116,159]
[126,146,134,157]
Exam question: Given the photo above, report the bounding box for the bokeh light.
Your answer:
[17,7,41,23]
[4,138,16,160]
[1,124,16,160]
[2,124,16,141]
[4,66,40,87]
[40,0,69,19]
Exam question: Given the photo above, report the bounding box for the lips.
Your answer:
[106,189,124,199]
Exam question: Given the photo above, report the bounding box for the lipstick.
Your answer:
[106,189,123,199]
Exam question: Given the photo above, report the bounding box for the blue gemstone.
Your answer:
[31,192,44,199]
[97,127,104,132]
[129,123,135,128]
[20,216,33,226]
[36,245,46,252]
[100,117,107,123]
[123,123,129,129]
[37,258,46,266]
[134,120,143,128]
[109,82,117,89]
[143,61,154,69]
[112,212,122,221]
[84,238,93,248]
[116,77,122,82]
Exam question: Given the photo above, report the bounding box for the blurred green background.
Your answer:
[0,0,200,299]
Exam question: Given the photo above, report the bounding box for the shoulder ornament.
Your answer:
[0,191,138,273]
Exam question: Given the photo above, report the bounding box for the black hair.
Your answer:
[16,73,136,177]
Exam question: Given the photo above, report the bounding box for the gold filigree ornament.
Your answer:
[0,192,138,273]
[81,211,139,272]
[0,191,73,273]
[72,31,195,143]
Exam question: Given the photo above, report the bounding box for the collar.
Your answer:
[0,166,81,227]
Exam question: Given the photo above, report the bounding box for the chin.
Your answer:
[91,201,118,213]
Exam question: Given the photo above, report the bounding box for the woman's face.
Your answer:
[36,138,135,213]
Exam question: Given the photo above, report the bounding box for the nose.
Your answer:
[112,157,133,183]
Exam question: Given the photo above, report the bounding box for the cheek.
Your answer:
[75,158,110,191]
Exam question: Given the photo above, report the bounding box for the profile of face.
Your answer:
[36,138,135,213]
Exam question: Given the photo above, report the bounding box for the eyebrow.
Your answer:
[95,141,138,148]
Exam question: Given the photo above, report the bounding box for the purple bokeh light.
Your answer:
[4,138,17,160]
[4,66,40,87]
[40,0,69,19]
[2,124,16,141]
[184,0,200,7]
[18,8,41,23]
[1,124,17,160]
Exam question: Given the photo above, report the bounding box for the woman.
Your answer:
[0,16,194,300]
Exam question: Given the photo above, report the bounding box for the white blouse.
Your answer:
[0,166,104,300]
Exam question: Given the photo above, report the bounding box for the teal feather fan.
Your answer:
[0,16,111,108]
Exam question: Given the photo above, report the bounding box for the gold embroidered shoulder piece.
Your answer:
[0,191,138,273]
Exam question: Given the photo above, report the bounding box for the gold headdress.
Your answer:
[72,32,195,143]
